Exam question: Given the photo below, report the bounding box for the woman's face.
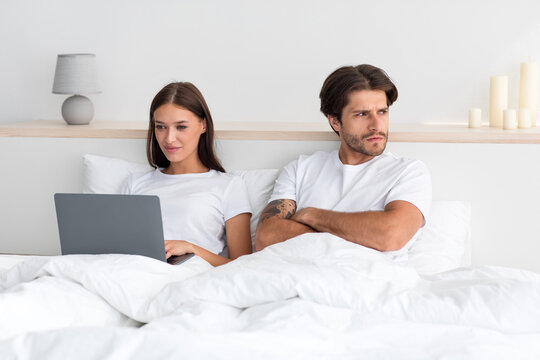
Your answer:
[153,103,206,166]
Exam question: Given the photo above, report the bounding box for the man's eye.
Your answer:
[356,113,365,117]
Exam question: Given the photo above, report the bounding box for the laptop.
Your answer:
[54,193,194,265]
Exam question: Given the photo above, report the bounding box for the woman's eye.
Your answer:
[155,125,166,130]
[177,125,187,130]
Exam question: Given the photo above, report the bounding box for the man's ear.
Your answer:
[328,116,341,134]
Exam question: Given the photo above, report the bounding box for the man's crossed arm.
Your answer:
[254,199,316,250]
[255,199,424,251]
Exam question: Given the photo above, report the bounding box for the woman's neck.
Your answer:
[162,158,209,175]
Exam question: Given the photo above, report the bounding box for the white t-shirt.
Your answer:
[269,150,432,260]
[122,169,252,255]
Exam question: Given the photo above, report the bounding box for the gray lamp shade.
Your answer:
[52,53,101,94]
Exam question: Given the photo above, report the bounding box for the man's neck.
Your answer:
[338,146,375,166]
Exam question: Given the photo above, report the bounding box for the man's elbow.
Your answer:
[378,226,413,252]
[254,224,273,251]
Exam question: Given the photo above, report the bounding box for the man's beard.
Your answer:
[342,131,388,157]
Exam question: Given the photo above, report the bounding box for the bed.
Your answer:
[1,155,539,359]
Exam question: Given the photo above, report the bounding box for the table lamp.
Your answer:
[52,53,101,125]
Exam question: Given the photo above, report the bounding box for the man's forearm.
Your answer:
[255,217,315,250]
[293,208,392,249]
[292,202,423,251]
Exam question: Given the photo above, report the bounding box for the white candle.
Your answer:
[518,62,538,127]
[518,107,532,128]
[468,108,482,128]
[503,109,517,129]
[489,76,508,128]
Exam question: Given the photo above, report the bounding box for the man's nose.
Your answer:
[368,113,383,131]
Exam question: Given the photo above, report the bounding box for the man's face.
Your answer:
[330,89,389,162]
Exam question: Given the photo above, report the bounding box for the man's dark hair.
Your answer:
[319,64,398,135]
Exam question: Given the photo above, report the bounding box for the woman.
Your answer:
[123,82,252,266]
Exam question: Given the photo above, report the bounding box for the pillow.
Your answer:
[82,154,279,247]
[407,200,471,274]
[83,154,151,194]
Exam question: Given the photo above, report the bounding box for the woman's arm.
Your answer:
[224,212,252,259]
[165,240,230,267]
[165,212,252,267]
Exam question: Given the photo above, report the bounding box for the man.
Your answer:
[255,64,431,260]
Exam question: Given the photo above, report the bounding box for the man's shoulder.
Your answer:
[296,149,336,164]
[377,152,426,167]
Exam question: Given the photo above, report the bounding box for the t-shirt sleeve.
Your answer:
[222,175,252,221]
[267,159,298,203]
[119,175,133,194]
[385,160,432,225]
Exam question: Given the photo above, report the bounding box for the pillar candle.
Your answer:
[518,62,538,127]
[518,107,532,128]
[503,109,517,129]
[468,108,482,128]
[489,76,508,128]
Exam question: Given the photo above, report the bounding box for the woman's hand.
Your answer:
[164,240,194,259]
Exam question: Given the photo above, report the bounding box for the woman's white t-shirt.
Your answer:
[122,169,252,255]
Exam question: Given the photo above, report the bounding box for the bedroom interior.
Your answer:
[1,0,540,358]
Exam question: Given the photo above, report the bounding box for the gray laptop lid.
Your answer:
[54,193,167,262]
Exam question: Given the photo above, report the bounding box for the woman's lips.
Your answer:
[165,146,181,153]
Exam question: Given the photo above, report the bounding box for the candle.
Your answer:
[489,76,508,128]
[468,108,482,128]
[518,62,538,127]
[518,107,532,128]
[503,109,517,129]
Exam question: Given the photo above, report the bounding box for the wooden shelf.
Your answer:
[1,120,540,143]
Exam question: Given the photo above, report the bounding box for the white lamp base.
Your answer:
[61,95,94,125]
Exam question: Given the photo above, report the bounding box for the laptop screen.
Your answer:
[54,193,167,262]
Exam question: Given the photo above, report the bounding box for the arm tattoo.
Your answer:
[258,199,297,225]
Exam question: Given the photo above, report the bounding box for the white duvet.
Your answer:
[1,233,540,359]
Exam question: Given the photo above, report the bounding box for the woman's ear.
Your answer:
[201,118,207,133]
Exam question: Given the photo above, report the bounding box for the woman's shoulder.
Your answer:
[121,168,157,194]
[206,170,249,193]
[129,168,158,183]
[208,170,245,185]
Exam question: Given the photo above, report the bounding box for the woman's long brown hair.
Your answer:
[146,82,225,172]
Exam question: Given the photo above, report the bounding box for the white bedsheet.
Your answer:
[1,233,539,359]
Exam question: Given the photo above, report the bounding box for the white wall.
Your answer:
[1,0,540,125]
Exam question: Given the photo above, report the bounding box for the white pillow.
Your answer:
[82,155,471,273]
[83,154,151,194]
[407,200,471,274]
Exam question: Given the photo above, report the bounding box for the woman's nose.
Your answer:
[166,128,176,143]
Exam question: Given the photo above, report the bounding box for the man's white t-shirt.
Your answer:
[122,169,252,255]
[269,150,432,260]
